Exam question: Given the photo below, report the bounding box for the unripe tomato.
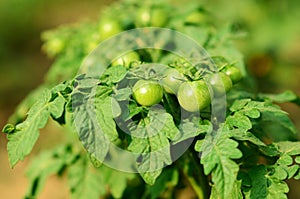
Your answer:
[161,68,186,94]
[222,66,243,84]
[133,80,163,106]
[111,52,140,68]
[177,80,211,112]
[98,19,122,41]
[151,8,168,27]
[135,8,168,27]
[208,72,232,96]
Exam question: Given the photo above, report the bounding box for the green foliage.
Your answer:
[2,0,300,198]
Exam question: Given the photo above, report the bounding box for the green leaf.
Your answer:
[7,89,52,167]
[49,94,66,118]
[68,156,106,199]
[276,141,300,156]
[128,107,180,185]
[266,177,289,199]
[295,156,300,164]
[72,85,118,163]
[258,90,298,103]
[210,180,243,199]
[197,128,242,199]
[229,99,251,112]
[25,145,75,198]
[226,112,252,131]
[140,170,163,186]
[228,129,266,146]
[113,87,132,101]
[277,155,293,166]
[247,165,268,199]
[101,166,135,198]
[101,65,127,83]
[259,144,280,157]
[173,119,212,144]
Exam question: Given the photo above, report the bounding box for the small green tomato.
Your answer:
[133,80,164,106]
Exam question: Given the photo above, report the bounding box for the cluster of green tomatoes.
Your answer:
[96,4,242,113]
[131,65,242,112]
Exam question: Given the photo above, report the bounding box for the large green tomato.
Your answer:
[208,72,232,96]
[98,19,122,41]
[132,80,163,106]
[161,68,186,94]
[111,52,140,68]
[222,66,243,84]
[177,80,211,112]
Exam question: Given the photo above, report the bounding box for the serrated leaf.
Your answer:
[266,177,289,199]
[241,108,260,119]
[228,129,266,146]
[101,166,135,198]
[258,91,297,103]
[140,170,163,185]
[276,141,300,156]
[230,99,251,112]
[72,86,118,163]
[277,155,293,166]
[295,156,300,164]
[247,165,268,199]
[173,119,211,144]
[68,156,106,199]
[226,112,252,131]
[49,94,66,118]
[128,107,180,184]
[259,144,280,157]
[101,65,127,83]
[246,101,297,135]
[197,129,242,199]
[210,180,243,199]
[7,89,52,167]
[285,165,299,179]
[273,166,288,180]
[113,87,132,101]
[25,145,74,198]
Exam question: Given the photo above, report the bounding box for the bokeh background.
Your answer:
[0,0,299,198]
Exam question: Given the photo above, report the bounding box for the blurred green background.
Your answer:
[0,0,299,198]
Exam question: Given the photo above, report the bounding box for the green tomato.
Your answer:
[222,66,243,84]
[161,68,186,94]
[208,72,233,96]
[151,8,168,27]
[133,80,163,106]
[135,8,168,27]
[98,19,122,41]
[111,52,140,68]
[177,80,211,112]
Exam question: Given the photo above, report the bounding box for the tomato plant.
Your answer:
[2,0,300,199]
